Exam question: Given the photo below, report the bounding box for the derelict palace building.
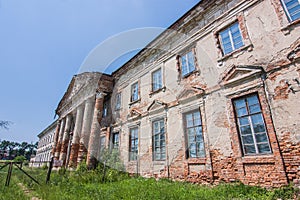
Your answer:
[48,0,300,187]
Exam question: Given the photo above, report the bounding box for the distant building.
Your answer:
[51,0,300,187]
[34,120,56,167]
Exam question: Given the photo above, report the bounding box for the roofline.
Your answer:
[55,72,113,115]
[37,120,58,138]
[112,0,204,76]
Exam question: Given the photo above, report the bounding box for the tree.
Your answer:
[24,142,37,160]
[0,120,11,130]
[17,142,29,156]
[0,140,37,160]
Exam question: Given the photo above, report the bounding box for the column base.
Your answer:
[87,156,98,170]
[77,143,88,164]
[69,143,80,168]
[60,139,69,165]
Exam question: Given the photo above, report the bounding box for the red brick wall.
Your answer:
[279,132,300,185]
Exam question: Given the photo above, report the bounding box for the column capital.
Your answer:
[96,92,106,99]
[85,96,95,104]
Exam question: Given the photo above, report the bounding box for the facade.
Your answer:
[35,120,57,167]
[51,0,300,187]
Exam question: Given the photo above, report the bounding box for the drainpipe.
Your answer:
[261,71,289,183]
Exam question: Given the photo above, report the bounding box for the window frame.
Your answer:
[151,68,163,92]
[98,136,106,161]
[152,119,166,161]
[111,132,119,149]
[233,94,272,156]
[280,0,300,22]
[219,22,244,56]
[180,50,196,77]
[129,127,138,161]
[115,92,122,110]
[102,101,108,118]
[183,109,205,159]
[131,82,140,102]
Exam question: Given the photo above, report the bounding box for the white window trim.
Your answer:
[152,68,163,92]
[181,50,196,77]
[152,118,166,161]
[280,0,300,22]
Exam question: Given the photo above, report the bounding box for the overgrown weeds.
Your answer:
[1,161,298,200]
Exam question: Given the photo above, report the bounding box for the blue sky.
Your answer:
[0,0,199,143]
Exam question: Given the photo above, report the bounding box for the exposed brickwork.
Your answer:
[77,143,87,164]
[210,149,237,183]
[168,148,186,180]
[274,79,290,100]
[69,143,79,168]
[51,121,60,156]
[54,142,62,160]
[279,132,300,185]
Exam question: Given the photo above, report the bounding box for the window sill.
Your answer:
[217,44,253,63]
[149,86,166,97]
[187,157,206,164]
[241,154,274,164]
[281,18,300,35]
[129,99,141,107]
[182,70,200,79]
[153,160,165,165]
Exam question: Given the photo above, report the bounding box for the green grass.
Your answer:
[0,165,298,200]
[30,177,297,200]
[0,170,30,200]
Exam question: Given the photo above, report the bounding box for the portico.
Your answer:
[52,72,113,168]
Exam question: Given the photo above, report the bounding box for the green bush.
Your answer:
[13,155,26,162]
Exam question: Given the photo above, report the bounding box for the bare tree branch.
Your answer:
[0,120,12,130]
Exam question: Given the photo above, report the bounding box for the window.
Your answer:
[152,68,162,92]
[281,0,300,22]
[98,136,106,160]
[184,110,205,158]
[103,102,108,117]
[131,82,139,102]
[233,94,271,155]
[152,119,166,161]
[111,132,119,149]
[115,92,121,110]
[181,51,195,77]
[219,22,244,55]
[129,127,138,161]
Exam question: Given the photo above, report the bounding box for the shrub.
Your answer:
[13,155,26,162]
[76,160,88,173]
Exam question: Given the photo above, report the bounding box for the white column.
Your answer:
[78,97,95,163]
[87,92,106,168]
[54,118,65,160]
[59,114,72,163]
[69,104,84,167]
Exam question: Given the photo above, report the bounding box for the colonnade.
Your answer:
[52,93,106,168]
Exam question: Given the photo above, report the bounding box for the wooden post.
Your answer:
[5,162,13,186]
[46,157,54,184]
